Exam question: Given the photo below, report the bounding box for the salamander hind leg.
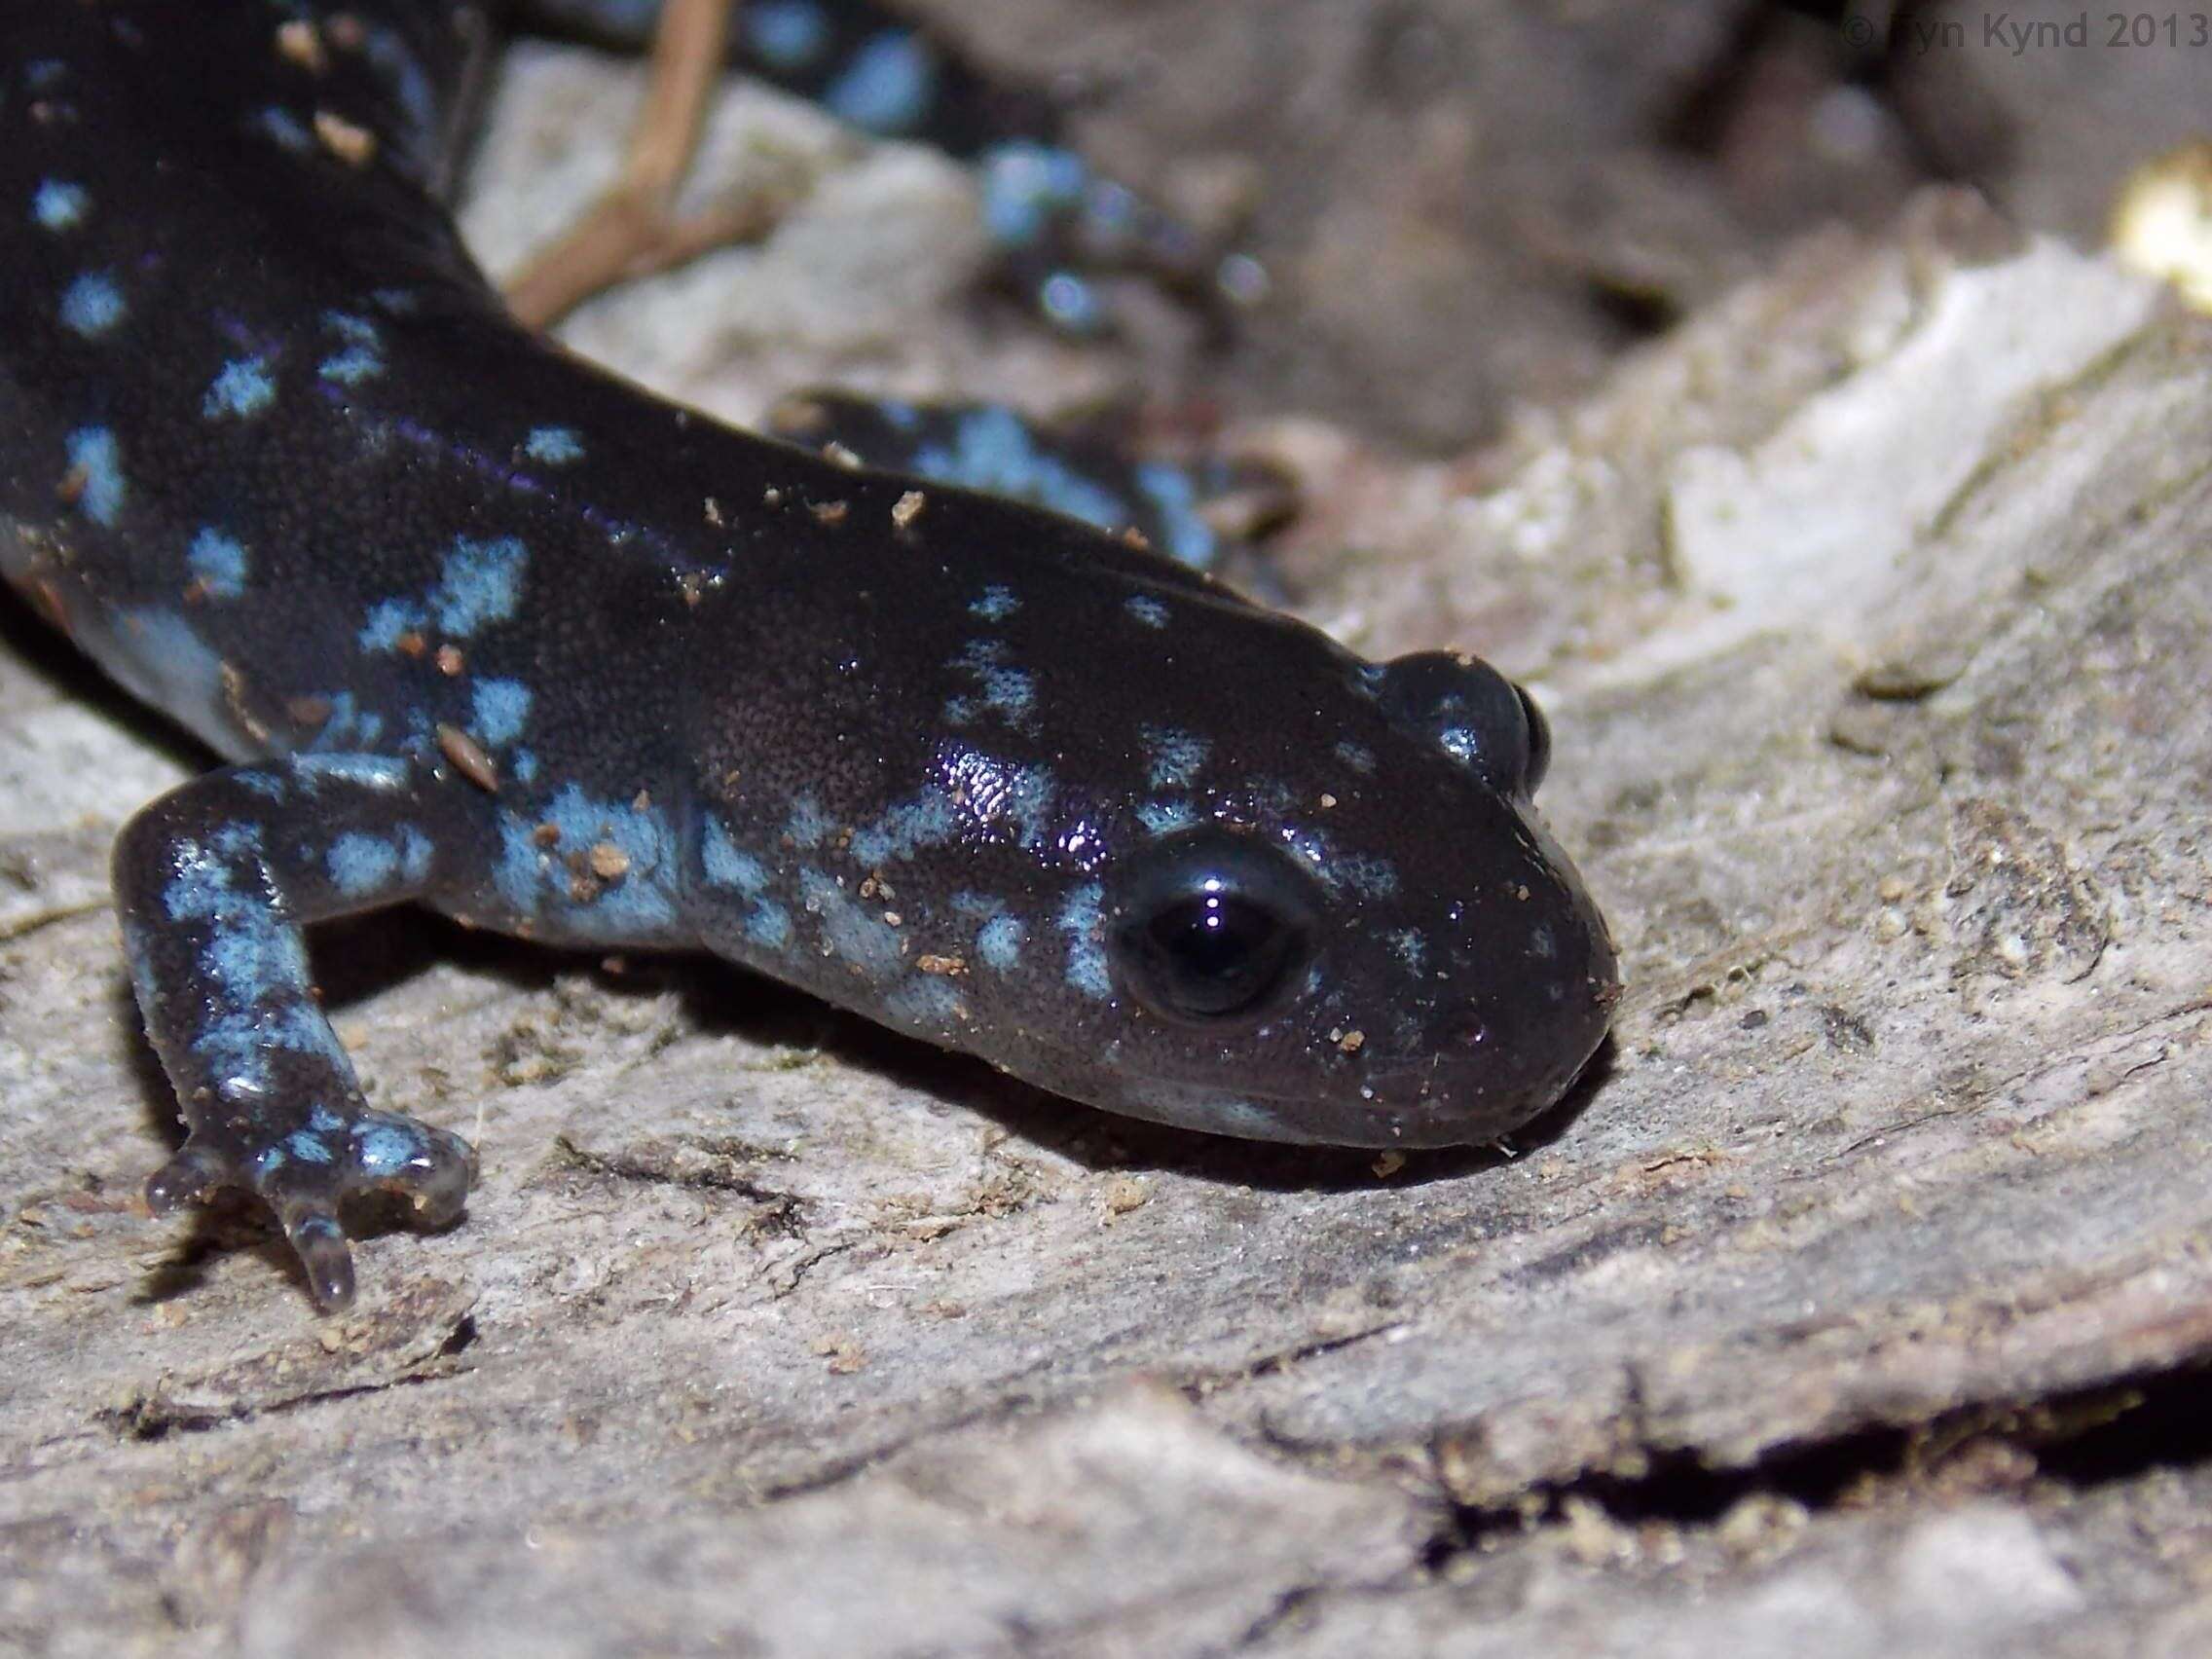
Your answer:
[113,757,477,1310]
[767,390,1299,573]
[508,0,1246,332]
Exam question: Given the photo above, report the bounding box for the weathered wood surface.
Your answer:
[5,12,2211,1656]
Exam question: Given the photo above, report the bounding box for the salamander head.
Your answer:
[1051,642,1618,1147]
[687,546,1617,1150]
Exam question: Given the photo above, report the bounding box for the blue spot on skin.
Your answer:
[241,999,345,1079]
[325,312,382,346]
[746,0,830,70]
[1006,766,1057,850]
[65,427,124,526]
[33,179,88,232]
[785,795,831,850]
[525,426,584,465]
[203,356,276,420]
[1141,727,1208,792]
[433,536,527,636]
[471,678,532,746]
[297,694,386,753]
[399,827,434,884]
[745,902,793,950]
[357,599,425,653]
[702,819,768,893]
[25,60,66,92]
[887,976,961,1029]
[319,320,385,386]
[285,1131,338,1165]
[327,832,400,898]
[187,529,247,600]
[360,537,527,648]
[512,751,540,785]
[976,914,1024,972]
[911,408,1128,538]
[1058,883,1112,1000]
[969,585,1019,621]
[160,827,256,928]
[1387,929,1427,975]
[319,346,383,386]
[1333,741,1377,775]
[1307,839,1399,901]
[822,30,937,134]
[1124,596,1170,629]
[977,141,1089,248]
[1136,799,1198,835]
[948,641,1036,730]
[59,271,124,336]
[257,107,312,152]
[848,790,959,867]
[796,867,903,978]
[495,788,680,939]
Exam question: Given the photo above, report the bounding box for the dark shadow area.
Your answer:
[667,951,1620,1196]
[1424,1357,2212,1568]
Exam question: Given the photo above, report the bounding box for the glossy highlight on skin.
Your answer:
[0,0,1619,1308]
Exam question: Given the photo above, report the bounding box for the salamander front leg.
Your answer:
[113,757,476,1309]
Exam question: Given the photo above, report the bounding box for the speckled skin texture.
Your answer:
[0,0,1616,1307]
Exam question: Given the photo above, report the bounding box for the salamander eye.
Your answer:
[1373,649,1549,797]
[1517,682,1551,794]
[1109,832,1319,1025]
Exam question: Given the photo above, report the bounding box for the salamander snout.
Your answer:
[1372,649,1550,797]
[1412,857,1620,1141]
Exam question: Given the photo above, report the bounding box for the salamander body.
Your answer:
[0,0,1618,1307]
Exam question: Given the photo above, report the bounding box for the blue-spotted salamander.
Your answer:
[0,0,1619,1309]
